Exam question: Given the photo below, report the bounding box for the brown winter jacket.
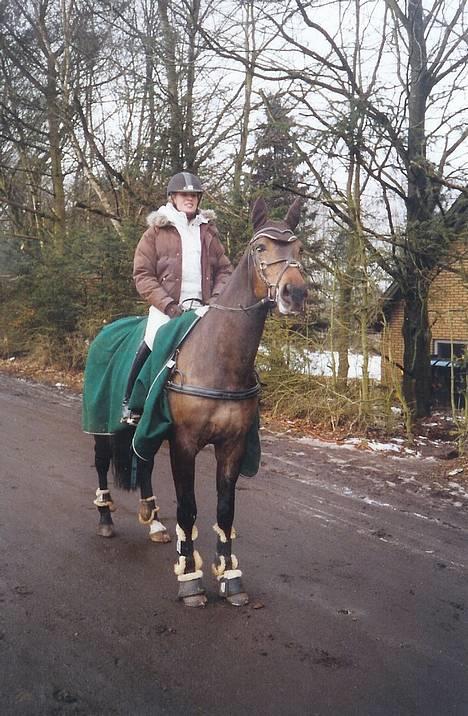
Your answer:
[133,208,233,314]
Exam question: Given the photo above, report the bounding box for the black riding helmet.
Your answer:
[167,171,204,196]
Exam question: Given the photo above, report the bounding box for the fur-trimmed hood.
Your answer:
[146,205,216,228]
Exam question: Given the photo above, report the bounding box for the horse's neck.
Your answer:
[184,255,268,387]
[209,257,267,380]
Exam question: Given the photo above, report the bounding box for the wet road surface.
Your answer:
[1,373,467,715]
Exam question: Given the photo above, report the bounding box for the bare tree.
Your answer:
[238,0,468,417]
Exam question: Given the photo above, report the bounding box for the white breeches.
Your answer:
[144,306,170,349]
[144,304,210,349]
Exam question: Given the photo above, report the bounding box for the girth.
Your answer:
[166,380,261,401]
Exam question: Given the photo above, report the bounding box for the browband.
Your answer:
[251,227,297,243]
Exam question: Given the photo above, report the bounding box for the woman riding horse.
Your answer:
[85,194,308,607]
[121,171,232,424]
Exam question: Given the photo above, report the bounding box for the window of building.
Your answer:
[433,340,468,360]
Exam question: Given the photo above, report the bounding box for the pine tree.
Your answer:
[250,93,304,217]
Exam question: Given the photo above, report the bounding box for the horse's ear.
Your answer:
[251,197,268,231]
[285,198,303,230]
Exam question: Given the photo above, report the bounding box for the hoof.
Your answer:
[182,593,208,608]
[97,523,115,538]
[149,530,171,543]
[226,592,249,607]
[219,574,249,606]
[177,576,206,606]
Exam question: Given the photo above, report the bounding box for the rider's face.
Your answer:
[172,192,201,215]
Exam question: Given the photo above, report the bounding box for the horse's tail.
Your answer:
[110,428,139,491]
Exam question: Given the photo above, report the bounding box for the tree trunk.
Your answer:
[232,1,255,205]
[402,0,432,416]
[158,0,183,172]
[184,0,200,171]
[46,53,67,249]
[335,279,351,386]
[401,283,432,418]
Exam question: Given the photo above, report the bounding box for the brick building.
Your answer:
[380,241,468,402]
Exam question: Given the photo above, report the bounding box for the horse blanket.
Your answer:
[82,312,260,476]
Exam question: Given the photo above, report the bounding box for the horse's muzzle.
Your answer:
[278,282,308,314]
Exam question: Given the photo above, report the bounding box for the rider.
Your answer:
[121,171,233,424]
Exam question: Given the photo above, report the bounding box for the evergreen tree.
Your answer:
[250,93,305,217]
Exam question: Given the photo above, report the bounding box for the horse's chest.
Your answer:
[169,394,257,439]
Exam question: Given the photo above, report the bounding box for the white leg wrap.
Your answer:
[218,568,242,581]
[93,489,116,510]
[149,519,167,535]
[212,553,239,577]
[174,550,203,577]
[176,523,198,553]
[213,523,236,542]
[177,569,204,583]
[212,555,226,577]
[176,523,198,541]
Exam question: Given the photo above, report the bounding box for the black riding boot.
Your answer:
[121,341,151,425]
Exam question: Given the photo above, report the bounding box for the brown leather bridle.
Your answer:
[210,228,304,313]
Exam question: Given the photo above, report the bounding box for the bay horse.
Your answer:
[89,197,308,607]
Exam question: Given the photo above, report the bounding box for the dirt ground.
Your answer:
[1,369,467,715]
[1,356,466,485]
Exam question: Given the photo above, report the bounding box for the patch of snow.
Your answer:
[368,441,401,452]
[288,348,381,380]
[362,497,393,508]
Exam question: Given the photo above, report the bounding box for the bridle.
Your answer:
[210,227,304,313]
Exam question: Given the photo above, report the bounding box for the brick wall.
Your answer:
[381,244,468,384]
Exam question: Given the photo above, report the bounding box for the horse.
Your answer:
[87,196,308,607]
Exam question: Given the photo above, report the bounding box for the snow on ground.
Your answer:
[302,351,381,380]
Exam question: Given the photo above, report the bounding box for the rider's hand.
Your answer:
[166,302,184,319]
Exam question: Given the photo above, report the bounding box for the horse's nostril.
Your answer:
[282,283,307,303]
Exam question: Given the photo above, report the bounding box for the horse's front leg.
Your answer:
[93,435,116,538]
[213,441,249,606]
[169,436,206,607]
[136,454,171,543]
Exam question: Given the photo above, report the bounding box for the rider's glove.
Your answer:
[166,302,184,319]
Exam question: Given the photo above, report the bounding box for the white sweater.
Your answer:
[143,203,209,348]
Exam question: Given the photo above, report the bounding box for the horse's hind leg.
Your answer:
[93,435,116,538]
[136,455,171,543]
[213,441,249,606]
[169,437,206,607]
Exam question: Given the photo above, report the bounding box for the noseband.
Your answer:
[210,227,304,313]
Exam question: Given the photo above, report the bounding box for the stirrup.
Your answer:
[120,403,142,426]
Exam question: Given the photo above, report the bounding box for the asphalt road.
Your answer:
[1,373,467,716]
